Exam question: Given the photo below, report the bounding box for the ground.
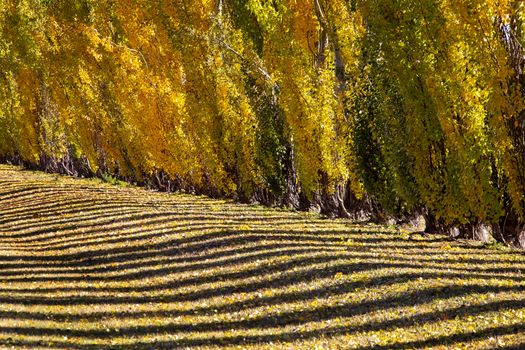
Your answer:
[0,164,524,349]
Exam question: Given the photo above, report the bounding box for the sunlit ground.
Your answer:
[0,164,524,349]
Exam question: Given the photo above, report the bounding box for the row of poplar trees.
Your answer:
[1,0,525,245]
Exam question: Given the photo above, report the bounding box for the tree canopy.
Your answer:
[1,0,525,245]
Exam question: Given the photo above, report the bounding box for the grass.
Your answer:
[0,164,524,349]
[99,173,129,187]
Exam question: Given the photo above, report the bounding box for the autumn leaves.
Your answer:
[1,1,525,241]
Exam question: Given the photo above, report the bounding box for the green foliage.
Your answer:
[483,240,508,251]
[0,0,525,229]
[100,172,127,187]
[226,0,264,56]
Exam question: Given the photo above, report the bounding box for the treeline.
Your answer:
[1,0,525,246]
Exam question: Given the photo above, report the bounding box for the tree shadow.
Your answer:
[1,171,525,349]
